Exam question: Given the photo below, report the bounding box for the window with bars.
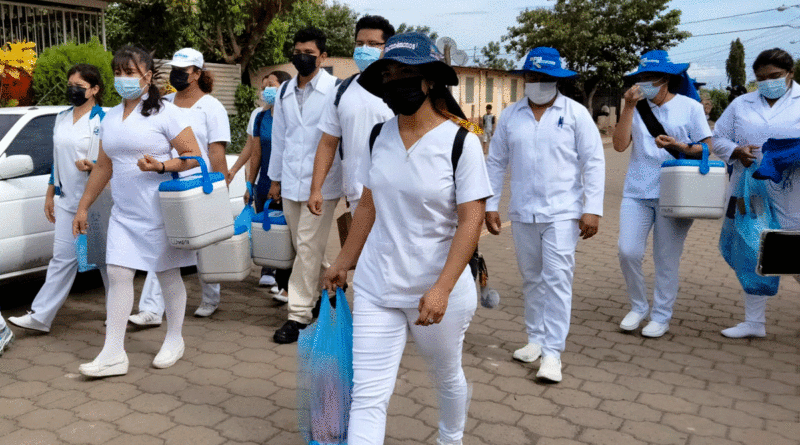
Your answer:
[0,2,106,53]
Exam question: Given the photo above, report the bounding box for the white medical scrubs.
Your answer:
[486,94,605,358]
[619,94,712,324]
[348,118,493,445]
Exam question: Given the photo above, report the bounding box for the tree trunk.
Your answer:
[585,83,599,113]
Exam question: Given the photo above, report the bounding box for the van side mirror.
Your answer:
[0,155,34,180]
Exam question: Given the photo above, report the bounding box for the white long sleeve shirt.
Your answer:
[267,70,343,201]
[486,95,605,223]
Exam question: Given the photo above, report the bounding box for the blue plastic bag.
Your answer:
[719,165,780,295]
[297,288,353,445]
[74,234,98,273]
[235,182,256,235]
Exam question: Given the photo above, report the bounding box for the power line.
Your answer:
[689,23,800,37]
[681,4,799,24]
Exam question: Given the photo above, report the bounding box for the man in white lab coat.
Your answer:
[268,27,342,344]
[485,47,605,383]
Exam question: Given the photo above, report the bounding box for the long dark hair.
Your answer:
[194,66,214,93]
[67,63,104,106]
[112,45,163,116]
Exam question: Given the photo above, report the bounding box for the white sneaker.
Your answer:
[721,322,766,338]
[537,355,562,382]
[8,313,50,333]
[620,311,647,331]
[271,287,289,303]
[128,311,162,326]
[152,340,185,369]
[642,321,669,338]
[0,326,14,355]
[79,352,129,377]
[512,343,542,363]
[259,274,277,287]
[194,303,217,318]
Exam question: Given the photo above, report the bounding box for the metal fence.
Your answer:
[0,1,105,51]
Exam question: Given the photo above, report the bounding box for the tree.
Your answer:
[725,38,746,87]
[478,41,517,71]
[503,0,690,110]
[105,1,198,59]
[396,24,439,43]
[794,59,800,79]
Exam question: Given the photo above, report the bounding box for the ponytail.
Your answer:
[429,84,483,135]
[197,68,214,93]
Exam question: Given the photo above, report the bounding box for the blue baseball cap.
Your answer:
[512,47,577,78]
[626,50,689,78]
[358,32,459,97]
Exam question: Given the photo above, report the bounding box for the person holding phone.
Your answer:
[612,50,713,338]
[713,48,800,338]
[322,33,492,445]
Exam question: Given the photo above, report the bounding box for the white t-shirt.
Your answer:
[246,107,262,136]
[318,74,394,202]
[625,94,713,199]
[164,93,231,176]
[53,109,92,213]
[352,118,494,308]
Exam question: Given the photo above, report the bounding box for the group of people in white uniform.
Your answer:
[0,14,798,445]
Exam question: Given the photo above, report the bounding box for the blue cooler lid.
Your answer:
[159,172,225,192]
[252,210,287,226]
[661,159,725,168]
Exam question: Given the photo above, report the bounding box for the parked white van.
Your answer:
[0,106,245,283]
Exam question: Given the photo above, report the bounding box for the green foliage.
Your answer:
[479,41,517,71]
[105,1,197,59]
[253,1,358,69]
[396,24,439,42]
[725,39,746,87]
[32,38,119,107]
[229,83,258,153]
[794,59,800,77]
[503,0,690,109]
[706,88,729,121]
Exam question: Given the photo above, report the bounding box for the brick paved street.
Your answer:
[1,140,798,445]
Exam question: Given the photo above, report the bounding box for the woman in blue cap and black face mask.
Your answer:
[612,50,713,338]
[322,32,493,445]
[713,48,800,338]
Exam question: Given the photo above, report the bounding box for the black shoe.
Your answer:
[273,320,308,344]
[311,295,337,320]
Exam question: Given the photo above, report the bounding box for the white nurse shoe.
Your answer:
[620,311,647,331]
[536,355,562,383]
[79,352,129,377]
[153,340,185,369]
[512,343,542,363]
[641,321,669,338]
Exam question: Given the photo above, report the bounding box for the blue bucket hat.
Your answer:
[626,50,689,77]
[512,47,577,78]
[358,32,459,97]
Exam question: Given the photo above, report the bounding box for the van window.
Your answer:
[0,114,22,141]
[3,114,56,177]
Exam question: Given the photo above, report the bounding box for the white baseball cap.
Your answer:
[169,48,204,68]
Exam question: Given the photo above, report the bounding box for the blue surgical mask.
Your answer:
[757,76,789,100]
[353,45,382,72]
[637,81,662,100]
[114,76,145,100]
[262,87,277,105]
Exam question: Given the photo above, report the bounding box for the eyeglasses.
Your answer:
[355,41,385,49]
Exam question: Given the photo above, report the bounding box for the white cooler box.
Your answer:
[251,209,295,269]
[659,148,727,219]
[197,228,251,282]
[158,156,234,249]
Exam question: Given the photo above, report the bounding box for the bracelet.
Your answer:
[159,162,166,174]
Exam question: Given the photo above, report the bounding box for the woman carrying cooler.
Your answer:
[129,48,231,324]
[322,33,492,445]
[612,50,713,338]
[73,46,202,377]
[9,64,109,333]
[713,48,800,338]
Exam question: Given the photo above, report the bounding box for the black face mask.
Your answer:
[292,53,318,77]
[170,69,191,91]
[382,77,428,116]
[67,86,89,107]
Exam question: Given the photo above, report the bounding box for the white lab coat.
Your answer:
[486,94,605,222]
[713,83,800,229]
[268,70,343,202]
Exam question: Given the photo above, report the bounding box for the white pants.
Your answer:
[0,312,6,330]
[512,219,580,358]
[138,252,220,317]
[283,198,339,324]
[348,292,476,445]
[31,205,108,328]
[618,198,693,324]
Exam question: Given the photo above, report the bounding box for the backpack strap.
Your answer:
[635,100,693,159]
[279,81,290,100]
[334,74,358,108]
[451,126,468,184]
[368,122,385,155]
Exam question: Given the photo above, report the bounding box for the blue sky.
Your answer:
[338,0,800,88]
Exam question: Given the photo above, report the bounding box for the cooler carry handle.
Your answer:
[171,156,214,194]
[676,142,710,175]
